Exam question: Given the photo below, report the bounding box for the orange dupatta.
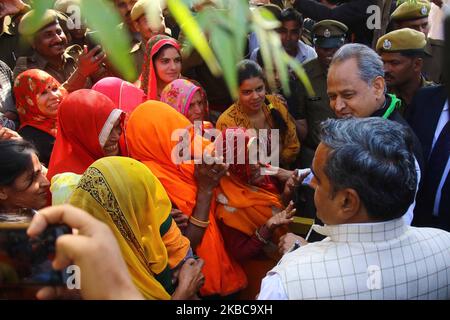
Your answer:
[215,176,284,237]
[126,101,246,296]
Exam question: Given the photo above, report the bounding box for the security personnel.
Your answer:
[130,0,171,77]
[290,0,376,46]
[296,19,348,168]
[390,0,443,83]
[391,0,431,35]
[53,0,88,47]
[377,28,435,119]
[13,9,104,92]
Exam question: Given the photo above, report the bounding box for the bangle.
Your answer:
[255,228,269,245]
[189,215,210,228]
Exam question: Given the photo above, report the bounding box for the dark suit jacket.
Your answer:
[407,85,450,231]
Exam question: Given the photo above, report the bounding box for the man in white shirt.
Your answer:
[250,7,317,64]
[258,117,450,300]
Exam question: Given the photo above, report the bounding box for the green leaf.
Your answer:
[27,0,54,33]
[80,0,136,81]
[210,21,238,98]
[228,0,250,62]
[167,0,221,75]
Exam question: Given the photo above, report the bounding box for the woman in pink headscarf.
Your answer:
[160,79,213,125]
[92,77,146,114]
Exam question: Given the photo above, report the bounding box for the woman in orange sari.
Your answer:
[126,100,247,298]
[214,127,297,299]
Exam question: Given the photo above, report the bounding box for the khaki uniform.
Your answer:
[12,45,90,91]
[390,1,442,83]
[296,19,347,168]
[297,58,336,152]
[376,28,436,117]
[423,38,444,83]
[130,41,145,78]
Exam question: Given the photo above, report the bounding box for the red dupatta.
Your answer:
[47,89,125,181]
[140,35,181,100]
[13,69,67,137]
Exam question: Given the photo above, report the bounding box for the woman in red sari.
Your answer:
[13,69,68,166]
[47,89,127,181]
[139,35,182,100]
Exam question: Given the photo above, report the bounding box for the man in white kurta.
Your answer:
[258,117,450,300]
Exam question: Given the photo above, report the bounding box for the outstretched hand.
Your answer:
[266,201,296,232]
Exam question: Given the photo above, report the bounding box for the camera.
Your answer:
[0,209,71,298]
[85,31,103,53]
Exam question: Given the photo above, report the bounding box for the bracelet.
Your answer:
[255,228,269,245]
[189,215,210,228]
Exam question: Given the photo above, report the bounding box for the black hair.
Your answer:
[320,118,417,221]
[0,140,37,187]
[152,43,181,65]
[237,59,288,137]
[280,8,304,29]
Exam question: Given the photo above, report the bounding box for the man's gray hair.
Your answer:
[319,117,417,221]
[331,43,385,85]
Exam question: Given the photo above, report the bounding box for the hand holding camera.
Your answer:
[26,205,143,300]
[77,45,106,77]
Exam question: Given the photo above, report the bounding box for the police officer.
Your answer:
[130,0,171,78]
[377,28,435,119]
[289,0,376,46]
[13,9,104,92]
[391,0,443,83]
[296,19,347,168]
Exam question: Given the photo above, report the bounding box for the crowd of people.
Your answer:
[0,0,449,300]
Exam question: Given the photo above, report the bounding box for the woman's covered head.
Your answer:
[58,89,124,158]
[14,69,67,136]
[47,89,125,180]
[0,140,49,210]
[141,35,181,99]
[69,156,172,300]
[160,79,208,123]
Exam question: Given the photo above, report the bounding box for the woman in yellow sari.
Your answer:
[126,101,247,298]
[216,59,300,168]
[69,156,202,300]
